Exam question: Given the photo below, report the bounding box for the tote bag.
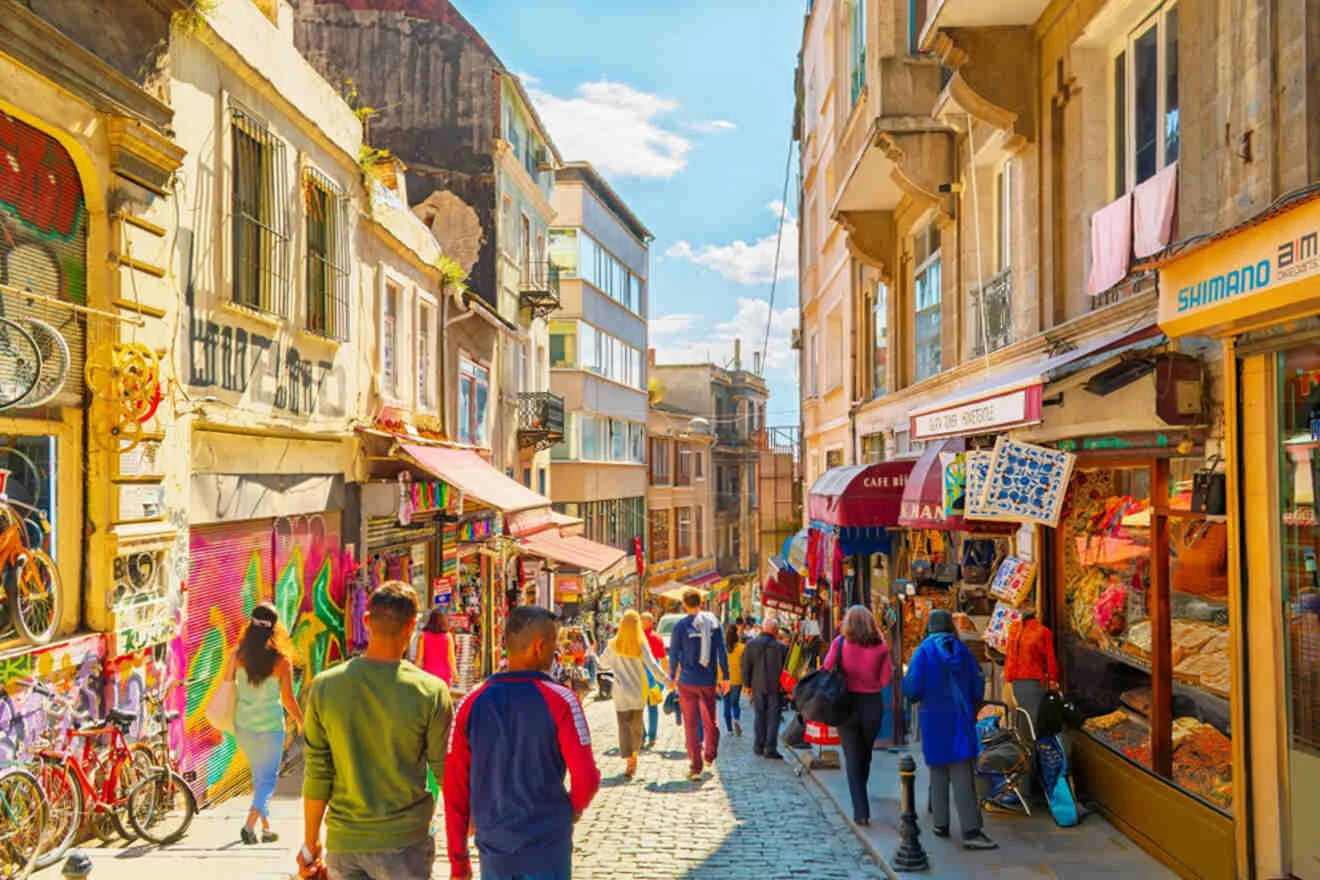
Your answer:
[205,680,237,734]
[793,637,852,726]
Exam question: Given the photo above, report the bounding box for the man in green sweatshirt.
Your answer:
[298,581,453,880]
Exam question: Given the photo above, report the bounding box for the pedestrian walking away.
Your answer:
[641,612,667,748]
[741,617,788,759]
[718,623,745,736]
[902,608,997,850]
[825,605,893,825]
[222,602,304,846]
[298,581,454,880]
[598,610,672,777]
[668,588,728,778]
[415,605,459,804]
[446,606,602,880]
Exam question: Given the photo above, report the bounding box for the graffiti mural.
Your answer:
[180,515,344,804]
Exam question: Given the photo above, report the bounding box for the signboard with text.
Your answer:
[910,385,1043,441]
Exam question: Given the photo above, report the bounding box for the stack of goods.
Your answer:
[452,633,478,695]
[1082,705,1233,809]
[902,593,955,664]
[1173,627,1231,696]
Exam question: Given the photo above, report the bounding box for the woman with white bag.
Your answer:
[213,603,304,845]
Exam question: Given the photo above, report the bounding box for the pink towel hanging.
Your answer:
[1088,192,1133,297]
[1133,162,1178,258]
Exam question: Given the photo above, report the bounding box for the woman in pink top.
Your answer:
[824,605,894,825]
[415,606,457,686]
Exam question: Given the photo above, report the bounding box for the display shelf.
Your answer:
[1076,642,1231,721]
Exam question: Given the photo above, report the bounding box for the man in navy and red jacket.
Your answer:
[444,606,601,880]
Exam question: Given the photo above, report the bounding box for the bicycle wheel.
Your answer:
[0,767,45,879]
[11,551,59,646]
[13,320,67,409]
[31,759,80,869]
[106,744,156,842]
[0,320,41,412]
[127,769,195,846]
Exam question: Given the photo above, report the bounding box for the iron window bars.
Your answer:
[304,166,351,341]
[231,107,290,317]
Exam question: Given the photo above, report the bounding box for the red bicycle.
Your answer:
[26,682,156,867]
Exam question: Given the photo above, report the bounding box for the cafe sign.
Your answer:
[911,385,1042,441]
[1158,193,1320,337]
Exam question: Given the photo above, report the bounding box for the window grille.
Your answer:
[231,107,290,316]
[304,166,350,340]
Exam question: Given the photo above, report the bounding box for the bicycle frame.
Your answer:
[36,722,136,815]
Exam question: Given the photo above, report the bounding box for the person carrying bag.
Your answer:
[793,636,852,727]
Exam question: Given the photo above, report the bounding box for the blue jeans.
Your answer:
[234,727,284,819]
[645,704,659,743]
[481,858,571,880]
[723,685,742,731]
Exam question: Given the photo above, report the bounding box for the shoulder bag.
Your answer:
[793,637,852,726]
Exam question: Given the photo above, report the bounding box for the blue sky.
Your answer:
[458,1,803,425]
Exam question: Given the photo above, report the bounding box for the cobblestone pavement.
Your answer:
[36,695,884,880]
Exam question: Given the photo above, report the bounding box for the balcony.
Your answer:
[517,391,565,451]
[918,0,1051,48]
[970,269,1013,357]
[1091,268,1158,311]
[518,261,561,320]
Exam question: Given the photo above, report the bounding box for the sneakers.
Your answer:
[239,827,257,845]
[763,750,784,760]
[261,831,279,843]
[932,825,950,838]
[734,721,743,737]
[963,831,998,850]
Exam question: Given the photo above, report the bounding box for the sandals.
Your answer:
[240,827,257,845]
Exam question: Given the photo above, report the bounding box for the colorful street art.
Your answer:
[180,515,344,804]
[0,634,180,764]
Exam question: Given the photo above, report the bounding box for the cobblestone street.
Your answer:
[37,695,884,880]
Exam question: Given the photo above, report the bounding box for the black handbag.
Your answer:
[1191,469,1226,515]
[910,559,935,584]
[933,562,960,585]
[793,636,852,726]
[961,539,996,585]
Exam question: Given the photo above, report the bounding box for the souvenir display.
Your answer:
[964,450,998,520]
[985,601,1024,652]
[942,451,967,517]
[979,438,1076,527]
[989,556,1037,606]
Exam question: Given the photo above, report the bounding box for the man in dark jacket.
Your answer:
[741,618,788,759]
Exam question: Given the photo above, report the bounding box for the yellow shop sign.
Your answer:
[1158,196,1320,337]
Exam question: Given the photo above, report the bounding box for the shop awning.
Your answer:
[398,444,550,515]
[686,571,722,588]
[908,324,1162,442]
[762,570,806,617]
[898,438,966,530]
[518,530,627,574]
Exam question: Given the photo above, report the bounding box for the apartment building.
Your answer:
[798,1,1320,877]
[644,402,719,605]
[547,163,652,551]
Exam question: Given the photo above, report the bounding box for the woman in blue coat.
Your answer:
[902,609,997,850]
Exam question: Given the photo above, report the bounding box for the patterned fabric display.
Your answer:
[964,450,999,520]
[985,601,1025,652]
[989,556,1038,606]
[942,452,967,517]
[980,438,1077,527]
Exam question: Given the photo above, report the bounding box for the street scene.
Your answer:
[0,0,1318,878]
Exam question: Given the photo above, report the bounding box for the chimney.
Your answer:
[648,348,656,365]
[754,352,762,373]
[734,339,742,370]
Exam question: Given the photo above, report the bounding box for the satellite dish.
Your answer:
[687,417,711,434]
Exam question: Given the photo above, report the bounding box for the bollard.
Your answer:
[891,753,930,872]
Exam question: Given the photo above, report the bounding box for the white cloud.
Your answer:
[526,80,691,179]
[650,298,799,373]
[685,119,737,133]
[666,201,798,286]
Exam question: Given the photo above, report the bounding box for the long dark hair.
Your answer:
[724,623,740,653]
[423,606,449,635]
[237,602,292,687]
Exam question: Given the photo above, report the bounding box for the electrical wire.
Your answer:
[758,133,796,376]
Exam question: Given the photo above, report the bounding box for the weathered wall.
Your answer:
[23,0,172,100]
[292,0,502,304]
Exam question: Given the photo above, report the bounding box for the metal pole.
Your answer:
[892,753,930,871]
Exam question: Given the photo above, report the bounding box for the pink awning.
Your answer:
[686,571,722,588]
[519,531,627,574]
[398,444,550,514]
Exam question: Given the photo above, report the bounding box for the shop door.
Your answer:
[182,519,276,806]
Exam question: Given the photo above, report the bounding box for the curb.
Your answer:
[786,743,904,880]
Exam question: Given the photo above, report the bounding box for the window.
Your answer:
[231,108,289,315]
[520,214,531,279]
[537,469,547,496]
[304,168,349,339]
[580,415,602,460]
[548,229,579,276]
[549,321,577,368]
[676,444,694,487]
[630,423,646,464]
[610,419,628,461]
[650,437,672,484]
[552,228,642,314]
[995,162,1012,273]
[849,0,866,105]
[908,0,929,55]
[1113,3,1179,197]
[827,308,844,391]
[552,413,575,460]
[522,468,532,488]
[913,225,942,382]
[416,300,436,409]
[694,448,705,479]
[676,508,693,558]
[558,320,643,389]
[649,509,670,563]
[694,506,704,556]
[861,433,885,463]
[381,279,401,398]
[807,333,819,396]
[873,281,888,397]
[826,448,844,469]
[458,356,490,447]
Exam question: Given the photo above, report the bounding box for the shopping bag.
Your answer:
[793,637,852,726]
[205,680,237,734]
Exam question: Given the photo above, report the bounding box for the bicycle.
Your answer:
[0,765,45,879]
[25,682,156,868]
[0,488,61,645]
[124,678,195,846]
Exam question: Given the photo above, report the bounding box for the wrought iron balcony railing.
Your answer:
[970,269,1014,357]
[519,261,561,320]
[517,391,565,450]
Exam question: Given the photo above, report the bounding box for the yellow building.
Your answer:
[645,402,719,611]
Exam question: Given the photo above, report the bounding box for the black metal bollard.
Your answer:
[892,753,930,872]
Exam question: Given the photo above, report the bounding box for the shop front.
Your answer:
[1154,190,1320,880]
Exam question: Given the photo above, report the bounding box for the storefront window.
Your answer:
[0,438,56,556]
[1279,342,1320,868]
[1063,461,1233,813]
